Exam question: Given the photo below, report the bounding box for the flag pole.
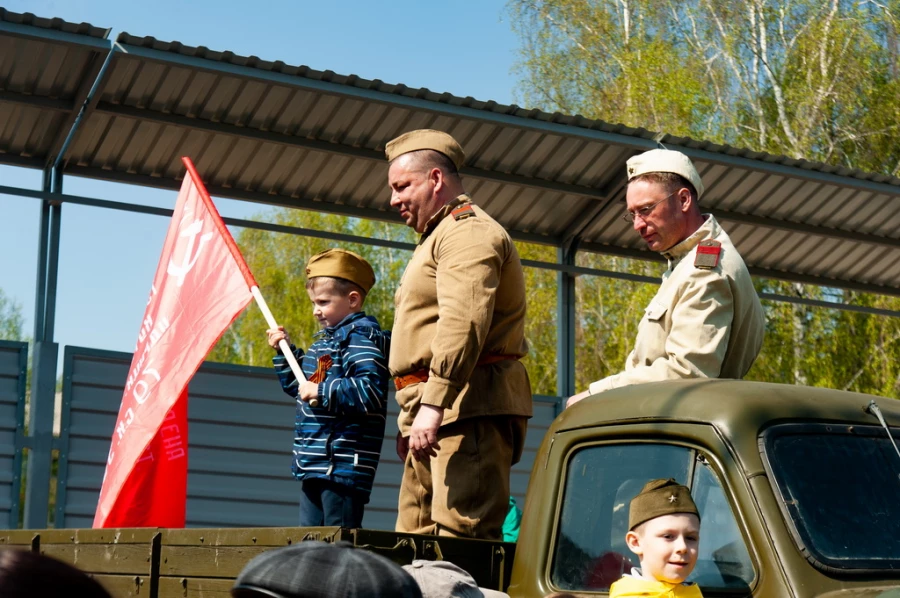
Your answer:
[250,286,319,408]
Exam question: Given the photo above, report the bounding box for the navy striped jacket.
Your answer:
[272,311,390,498]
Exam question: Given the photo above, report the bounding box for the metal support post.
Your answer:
[24,166,63,529]
[556,244,578,406]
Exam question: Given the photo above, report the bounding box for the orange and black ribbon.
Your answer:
[308,355,333,383]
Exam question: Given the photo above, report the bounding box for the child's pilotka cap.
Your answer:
[306,249,376,293]
[629,478,700,531]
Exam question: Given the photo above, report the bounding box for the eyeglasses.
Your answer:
[622,190,679,223]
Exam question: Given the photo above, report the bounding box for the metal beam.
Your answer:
[710,208,900,250]
[580,240,900,298]
[85,103,900,250]
[0,90,71,112]
[46,47,117,167]
[92,101,607,201]
[24,165,63,529]
[51,167,562,247]
[0,154,43,170]
[113,39,900,200]
[556,246,577,402]
[0,18,111,50]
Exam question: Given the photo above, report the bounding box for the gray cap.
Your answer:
[232,542,423,598]
[402,560,509,598]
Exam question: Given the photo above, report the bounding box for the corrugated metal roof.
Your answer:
[2,14,900,295]
[0,9,110,169]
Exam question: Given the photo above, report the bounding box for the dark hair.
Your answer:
[404,148,460,178]
[628,172,698,203]
[305,276,367,302]
[0,549,112,598]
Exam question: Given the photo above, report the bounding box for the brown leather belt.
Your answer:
[393,354,520,391]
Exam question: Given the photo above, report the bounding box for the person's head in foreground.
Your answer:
[622,478,701,590]
[0,548,112,598]
[231,541,423,598]
[402,559,509,598]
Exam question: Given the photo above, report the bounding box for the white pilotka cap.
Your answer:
[626,149,705,199]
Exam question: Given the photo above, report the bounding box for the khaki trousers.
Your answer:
[396,416,527,540]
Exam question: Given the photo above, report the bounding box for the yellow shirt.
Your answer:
[589,215,764,395]
[609,575,704,598]
[390,195,533,434]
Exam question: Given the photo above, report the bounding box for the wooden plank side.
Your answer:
[93,573,148,598]
[40,543,153,575]
[160,545,270,577]
[159,576,233,598]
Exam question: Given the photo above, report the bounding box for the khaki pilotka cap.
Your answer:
[628,478,700,531]
[626,149,706,199]
[385,129,466,170]
[306,248,376,293]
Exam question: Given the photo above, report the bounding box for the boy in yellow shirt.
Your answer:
[610,478,703,598]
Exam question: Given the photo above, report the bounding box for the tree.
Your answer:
[509,0,900,172]
[209,210,414,367]
[0,289,24,342]
[509,0,900,398]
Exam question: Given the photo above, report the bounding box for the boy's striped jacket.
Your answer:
[272,311,390,499]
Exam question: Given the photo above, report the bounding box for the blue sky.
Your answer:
[0,0,523,355]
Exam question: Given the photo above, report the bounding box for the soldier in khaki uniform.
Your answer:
[385,129,533,539]
[568,149,764,407]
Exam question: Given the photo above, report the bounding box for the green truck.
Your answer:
[4,379,900,597]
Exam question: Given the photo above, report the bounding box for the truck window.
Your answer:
[763,423,900,573]
[550,443,754,593]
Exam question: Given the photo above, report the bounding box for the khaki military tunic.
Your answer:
[588,215,764,395]
[391,194,532,539]
[390,195,533,433]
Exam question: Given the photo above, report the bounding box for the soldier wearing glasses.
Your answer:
[567,149,764,408]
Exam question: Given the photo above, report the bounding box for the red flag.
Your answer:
[94,157,256,528]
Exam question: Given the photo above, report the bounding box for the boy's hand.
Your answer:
[266,326,291,352]
[298,381,320,403]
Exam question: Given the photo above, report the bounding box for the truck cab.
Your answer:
[508,379,900,597]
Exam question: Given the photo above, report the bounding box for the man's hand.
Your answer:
[409,404,443,461]
[566,389,592,409]
[299,381,319,403]
[396,432,409,461]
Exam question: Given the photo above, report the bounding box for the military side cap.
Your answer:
[628,478,700,531]
[385,129,466,170]
[626,149,705,199]
[306,248,376,293]
[231,541,423,598]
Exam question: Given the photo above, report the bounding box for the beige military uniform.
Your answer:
[588,215,764,395]
[391,194,532,539]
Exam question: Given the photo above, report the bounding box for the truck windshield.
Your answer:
[763,423,900,572]
[550,442,755,593]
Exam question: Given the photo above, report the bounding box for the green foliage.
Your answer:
[509,0,900,398]
[209,210,414,367]
[0,289,25,342]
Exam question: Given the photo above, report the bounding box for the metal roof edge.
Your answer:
[110,33,900,197]
[0,8,111,47]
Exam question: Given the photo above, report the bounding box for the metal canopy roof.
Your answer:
[3,10,900,295]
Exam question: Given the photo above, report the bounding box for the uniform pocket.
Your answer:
[645,301,668,322]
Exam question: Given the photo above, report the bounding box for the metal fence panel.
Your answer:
[57,346,558,531]
[0,341,27,529]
